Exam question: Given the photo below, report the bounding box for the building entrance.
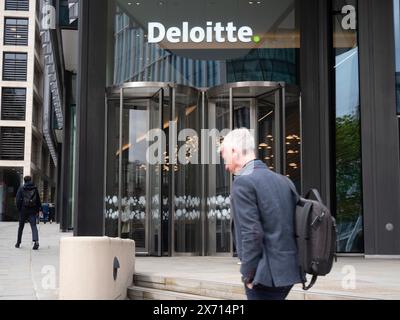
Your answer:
[105,81,301,256]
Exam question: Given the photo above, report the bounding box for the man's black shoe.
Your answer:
[15,243,20,249]
[33,242,39,250]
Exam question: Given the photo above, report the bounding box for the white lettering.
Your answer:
[190,26,206,43]
[147,22,254,44]
[148,22,165,43]
[226,22,238,42]
[206,21,213,42]
[238,26,253,42]
[214,22,225,43]
[166,27,181,43]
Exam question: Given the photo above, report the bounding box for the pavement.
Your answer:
[1,221,400,300]
[0,222,72,300]
[135,256,400,300]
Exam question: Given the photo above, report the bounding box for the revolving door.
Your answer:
[104,82,301,256]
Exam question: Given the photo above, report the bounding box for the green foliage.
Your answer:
[336,114,362,223]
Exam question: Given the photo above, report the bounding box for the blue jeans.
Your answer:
[17,213,39,244]
[245,284,293,300]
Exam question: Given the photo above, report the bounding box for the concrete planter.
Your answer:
[59,237,135,300]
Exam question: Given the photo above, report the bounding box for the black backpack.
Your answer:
[290,186,337,291]
[23,188,38,209]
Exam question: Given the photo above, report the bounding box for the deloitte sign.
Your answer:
[147,22,260,44]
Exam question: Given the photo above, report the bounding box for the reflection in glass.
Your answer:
[333,0,364,253]
[173,88,202,254]
[285,88,302,190]
[120,104,149,249]
[206,93,231,255]
[257,91,277,172]
[105,99,120,238]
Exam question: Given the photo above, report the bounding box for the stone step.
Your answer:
[128,286,220,300]
[133,273,377,300]
[134,274,246,300]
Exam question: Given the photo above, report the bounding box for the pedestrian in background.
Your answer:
[15,176,42,250]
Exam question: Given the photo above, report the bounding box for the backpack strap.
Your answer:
[305,189,323,203]
[286,178,301,204]
[303,275,318,291]
[297,201,312,272]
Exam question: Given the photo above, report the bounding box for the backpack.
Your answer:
[290,186,337,291]
[23,188,38,209]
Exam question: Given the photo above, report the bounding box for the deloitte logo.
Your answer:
[148,22,260,44]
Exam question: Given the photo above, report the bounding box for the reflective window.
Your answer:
[0,168,23,222]
[394,0,400,114]
[4,18,29,46]
[333,0,364,253]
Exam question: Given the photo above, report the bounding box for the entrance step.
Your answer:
[128,286,219,300]
[129,273,376,300]
[131,274,246,300]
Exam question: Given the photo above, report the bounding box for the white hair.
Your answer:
[221,128,256,156]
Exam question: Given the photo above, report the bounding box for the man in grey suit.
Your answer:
[220,128,302,300]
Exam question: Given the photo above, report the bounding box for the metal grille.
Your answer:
[5,0,29,11]
[1,88,26,121]
[0,127,25,160]
[2,52,27,81]
[4,18,29,46]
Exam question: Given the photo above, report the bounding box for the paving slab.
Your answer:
[0,222,72,300]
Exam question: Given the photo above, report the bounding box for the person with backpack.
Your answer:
[220,128,302,300]
[15,176,42,250]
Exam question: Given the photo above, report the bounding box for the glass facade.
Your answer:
[107,0,300,87]
[103,0,302,256]
[395,0,400,114]
[333,0,364,253]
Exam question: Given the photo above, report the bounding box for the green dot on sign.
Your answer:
[253,35,261,43]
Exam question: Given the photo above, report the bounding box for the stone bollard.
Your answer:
[59,237,135,300]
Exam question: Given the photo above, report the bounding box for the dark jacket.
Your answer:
[231,160,302,288]
[16,182,42,215]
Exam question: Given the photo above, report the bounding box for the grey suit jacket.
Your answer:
[231,160,302,288]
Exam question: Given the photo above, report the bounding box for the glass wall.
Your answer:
[395,0,400,114]
[333,0,364,253]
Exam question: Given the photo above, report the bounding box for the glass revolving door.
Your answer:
[105,81,301,257]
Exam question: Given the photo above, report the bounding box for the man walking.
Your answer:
[220,128,302,300]
[15,176,42,250]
